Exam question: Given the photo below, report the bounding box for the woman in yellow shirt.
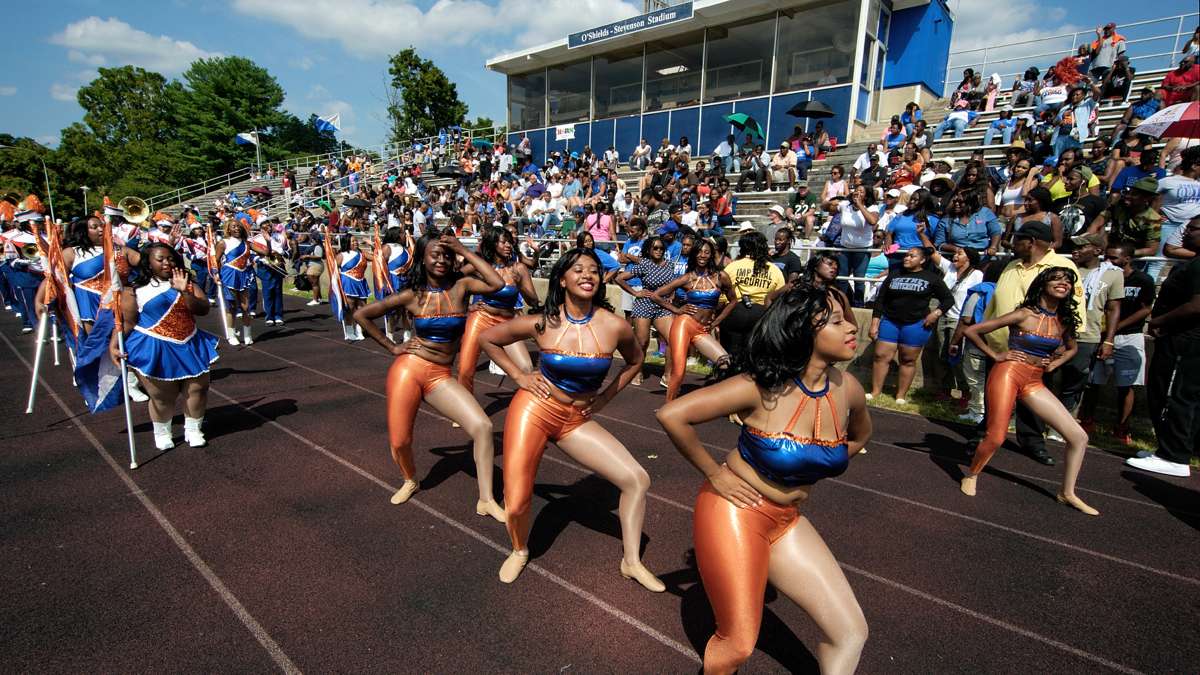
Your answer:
[720,231,785,356]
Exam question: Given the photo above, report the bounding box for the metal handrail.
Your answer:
[943,11,1197,95]
[146,165,255,211]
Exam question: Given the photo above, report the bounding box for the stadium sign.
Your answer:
[568,3,694,49]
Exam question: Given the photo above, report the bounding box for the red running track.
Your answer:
[1,296,1197,673]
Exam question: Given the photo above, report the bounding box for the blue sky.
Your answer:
[1,0,1195,150]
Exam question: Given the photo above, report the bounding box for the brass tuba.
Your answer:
[118,196,149,224]
[19,242,41,260]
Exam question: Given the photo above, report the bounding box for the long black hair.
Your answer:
[803,252,839,285]
[737,231,770,274]
[534,247,612,334]
[132,242,186,288]
[405,232,462,292]
[1020,266,1080,339]
[686,238,719,275]
[478,225,513,265]
[723,283,838,391]
[66,217,99,254]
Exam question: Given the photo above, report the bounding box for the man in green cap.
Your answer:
[1108,175,1164,276]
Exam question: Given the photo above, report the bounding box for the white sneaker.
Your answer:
[126,373,150,402]
[21,326,32,334]
[242,326,254,345]
[306,300,320,306]
[864,393,874,401]
[895,398,908,406]
[275,320,285,327]
[228,335,241,346]
[1125,455,1191,477]
[264,319,275,326]
[1046,429,1064,443]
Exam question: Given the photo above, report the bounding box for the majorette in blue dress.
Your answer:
[220,237,253,291]
[374,244,411,300]
[339,250,371,298]
[70,246,106,321]
[124,281,220,381]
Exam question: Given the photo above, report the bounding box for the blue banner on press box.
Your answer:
[568,2,694,49]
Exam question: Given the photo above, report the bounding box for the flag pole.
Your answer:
[50,314,61,366]
[207,224,234,341]
[116,327,139,469]
[24,308,49,414]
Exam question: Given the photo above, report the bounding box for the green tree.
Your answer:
[173,56,289,177]
[76,66,181,145]
[267,114,339,160]
[386,48,468,144]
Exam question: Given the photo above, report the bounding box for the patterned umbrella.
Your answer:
[1135,102,1199,139]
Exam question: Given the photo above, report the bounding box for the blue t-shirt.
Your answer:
[1111,166,1167,193]
[935,208,1002,250]
[595,248,620,274]
[888,213,934,250]
[622,237,645,288]
[665,239,683,262]
[882,131,906,150]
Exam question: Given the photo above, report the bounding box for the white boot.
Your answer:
[241,323,253,345]
[354,324,365,341]
[184,416,206,448]
[126,372,150,402]
[343,323,353,341]
[152,421,174,451]
[227,323,240,346]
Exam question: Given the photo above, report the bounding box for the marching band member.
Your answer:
[478,248,663,591]
[653,238,737,401]
[373,226,414,339]
[337,235,371,341]
[6,211,44,333]
[353,233,507,519]
[110,242,219,451]
[457,226,538,393]
[214,219,254,345]
[251,218,289,326]
[61,216,106,327]
[657,283,872,674]
[179,223,217,304]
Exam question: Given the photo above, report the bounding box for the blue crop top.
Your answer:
[538,309,613,395]
[737,378,849,487]
[1008,307,1062,359]
[683,273,721,309]
[412,287,466,343]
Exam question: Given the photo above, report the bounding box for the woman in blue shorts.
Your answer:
[868,246,955,405]
[615,235,679,386]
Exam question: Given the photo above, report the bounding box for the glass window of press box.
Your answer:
[593,46,645,119]
[548,58,592,125]
[703,15,776,103]
[508,70,545,132]
[774,1,857,92]
[644,30,704,112]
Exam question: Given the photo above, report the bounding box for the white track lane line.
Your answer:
[1,333,302,675]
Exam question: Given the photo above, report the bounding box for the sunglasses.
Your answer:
[649,245,665,251]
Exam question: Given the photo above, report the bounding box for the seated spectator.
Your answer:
[900,102,923,136]
[950,68,976,107]
[1158,147,1200,259]
[654,138,674,164]
[1051,83,1101,158]
[860,152,888,196]
[933,100,979,140]
[603,145,619,169]
[812,121,831,155]
[793,135,813,180]
[853,143,888,173]
[1110,148,1166,196]
[1108,176,1165,273]
[735,144,769,192]
[770,143,798,189]
[1159,54,1199,107]
[630,138,652,170]
[934,191,1002,256]
[1008,186,1064,250]
[712,134,739,175]
[881,121,907,151]
[1012,67,1041,107]
[984,106,1018,146]
[788,181,820,238]
[1100,55,1136,100]
[822,165,848,202]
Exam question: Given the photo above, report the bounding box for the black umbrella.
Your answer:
[435,164,469,179]
[785,101,835,118]
[343,198,371,208]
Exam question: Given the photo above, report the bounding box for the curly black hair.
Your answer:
[736,231,770,274]
[534,247,613,334]
[132,242,187,288]
[722,282,839,391]
[1019,266,1080,339]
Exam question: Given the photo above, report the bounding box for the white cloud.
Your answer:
[231,0,640,56]
[50,82,79,102]
[49,16,220,74]
[0,86,15,96]
[949,0,1082,65]
[291,55,316,71]
[306,84,330,100]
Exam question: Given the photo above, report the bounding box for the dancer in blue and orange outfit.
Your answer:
[959,267,1098,514]
[354,233,507,519]
[214,220,253,346]
[337,235,371,341]
[478,248,664,591]
[372,226,415,339]
[110,242,219,451]
[658,283,872,675]
[653,238,738,401]
[457,226,539,392]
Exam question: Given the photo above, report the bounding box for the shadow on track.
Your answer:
[1121,470,1200,532]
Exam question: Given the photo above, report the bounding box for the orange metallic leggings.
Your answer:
[386,354,453,479]
[667,314,707,401]
[969,359,1047,475]
[502,388,591,550]
[694,480,801,673]
[457,309,509,393]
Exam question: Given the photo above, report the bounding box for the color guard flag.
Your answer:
[235,132,259,146]
[314,114,341,133]
[73,222,125,413]
[323,227,347,322]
